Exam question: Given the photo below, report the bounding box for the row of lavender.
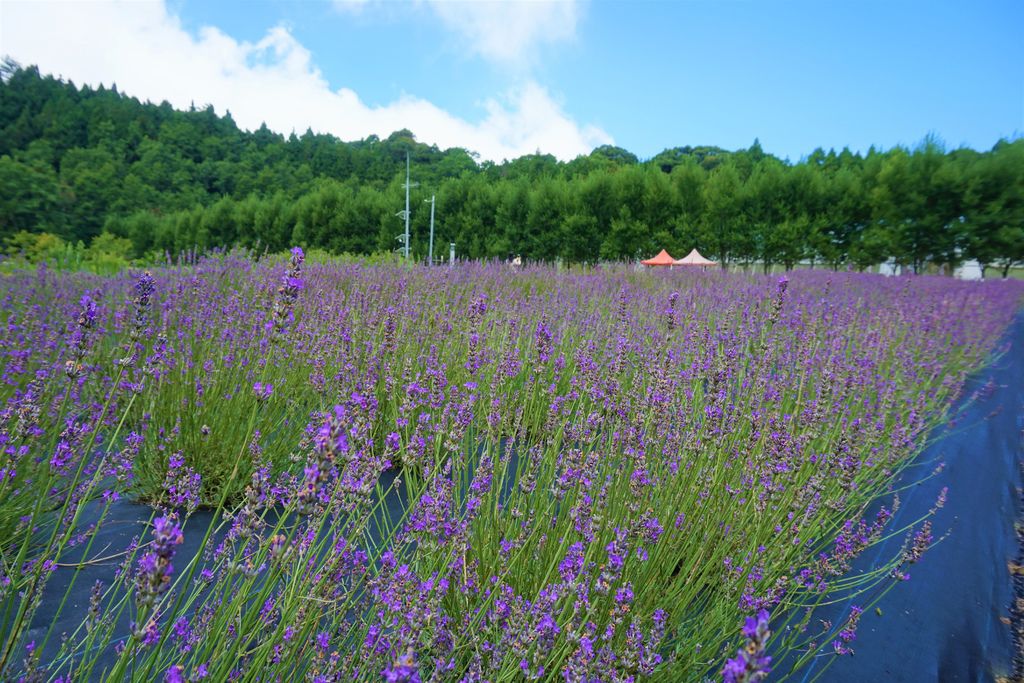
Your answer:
[0,251,1020,681]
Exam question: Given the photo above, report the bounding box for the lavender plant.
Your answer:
[0,250,1020,682]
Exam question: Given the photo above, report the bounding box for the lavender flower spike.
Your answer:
[722,609,772,683]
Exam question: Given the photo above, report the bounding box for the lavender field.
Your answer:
[0,251,1021,682]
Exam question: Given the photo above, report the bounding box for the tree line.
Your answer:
[1,61,1021,275]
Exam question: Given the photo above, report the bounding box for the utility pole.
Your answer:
[425,195,435,265]
[396,151,418,259]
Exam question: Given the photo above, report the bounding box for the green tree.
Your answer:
[600,206,649,260]
[0,155,65,238]
[701,162,744,269]
[963,140,1024,277]
[60,147,121,242]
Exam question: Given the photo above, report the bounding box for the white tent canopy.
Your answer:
[674,249,717,267]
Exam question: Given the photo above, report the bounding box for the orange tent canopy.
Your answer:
[674,248,717,267]
[640,249,677,267]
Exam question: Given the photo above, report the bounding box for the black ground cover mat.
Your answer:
[21,502,222,674]
[21,468,410,678]
[791,312,1024,683]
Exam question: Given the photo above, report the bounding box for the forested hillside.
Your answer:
[2,62,1022,274]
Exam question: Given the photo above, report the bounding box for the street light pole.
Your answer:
[403,153,411,259]
[395,151,418,260]
[425,195,435,265]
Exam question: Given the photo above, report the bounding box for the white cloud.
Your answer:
[425,0,583,67]
[332,0,373,15]
[0,0,610,162]
[331,0,584,67]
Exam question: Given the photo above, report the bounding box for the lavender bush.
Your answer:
[0,250,1020,681]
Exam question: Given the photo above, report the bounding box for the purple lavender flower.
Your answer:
[382,649,421,683]
[833,606,863,655]
[49,439,73,474]
[135,515,183,608]
[121,271,156,365]
[597,528,628,594]
[313,405,349,456]
[558,542,587,584]
[534,317,553,363]
[904,521,933,564]
[65,294,99,376]
[271,246,305,337]
[162,453,202,514]
[253,382,274,402]
[666,291,680,332]
[722,609,771,683]
[77,294,98,329]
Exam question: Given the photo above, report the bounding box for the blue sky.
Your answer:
[2,0,1022,162]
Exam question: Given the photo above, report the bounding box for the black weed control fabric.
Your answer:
[790,311,1024,683]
